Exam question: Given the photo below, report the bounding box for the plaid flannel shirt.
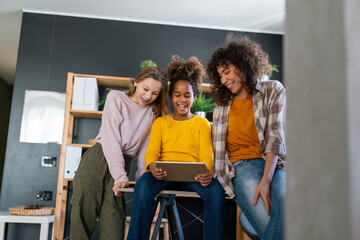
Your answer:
[212,78,286,198]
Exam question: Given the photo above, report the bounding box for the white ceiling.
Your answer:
[0,0,285,85]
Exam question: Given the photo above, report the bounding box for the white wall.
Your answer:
[285,0,359,239]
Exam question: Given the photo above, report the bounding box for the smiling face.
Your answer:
[130,77,162,106]
[171,80,195,120]
[217,62,247,98]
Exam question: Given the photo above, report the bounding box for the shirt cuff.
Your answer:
[114,175,129,185]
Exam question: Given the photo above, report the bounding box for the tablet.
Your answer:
[156,161,207,182]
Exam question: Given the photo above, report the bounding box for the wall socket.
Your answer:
[37,191,53,201]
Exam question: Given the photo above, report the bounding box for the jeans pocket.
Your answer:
[233,160,247,168]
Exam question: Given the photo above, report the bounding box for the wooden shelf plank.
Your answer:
[201,83,211,94]
[67,73,133,88]
[68,143,94,149]
[68,73,212,93]
[70,110,102,118]
[97,77,133,88]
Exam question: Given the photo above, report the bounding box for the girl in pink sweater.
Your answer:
[70,67,169,240]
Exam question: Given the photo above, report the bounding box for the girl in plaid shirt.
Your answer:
[207,35,286,240]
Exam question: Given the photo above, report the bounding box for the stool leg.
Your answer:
[51,222,54,240]
[168,196,184,240]
[0,222,6,240]
[124,220,130,239]
[151,197,167,240]
[163,221,169,240]
[171,204,184,240]
[150,223,155,240]
[39,223,49,240]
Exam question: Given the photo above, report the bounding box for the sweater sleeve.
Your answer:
[134,130,150,180]
[99,91,129,184]
[144,118,162,169]
[198,118,214,172]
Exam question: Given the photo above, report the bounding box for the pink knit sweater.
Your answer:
[95,90,154,184]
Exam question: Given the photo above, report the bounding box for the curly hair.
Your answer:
[128,66,169,118]
[166,55,205,97]
[207,35,272,106]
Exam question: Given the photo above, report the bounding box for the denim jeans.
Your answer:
[232,158,286,240]
[127,172,225,240]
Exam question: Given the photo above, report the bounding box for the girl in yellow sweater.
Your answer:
[127,56,225,240]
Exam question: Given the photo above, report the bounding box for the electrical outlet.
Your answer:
[37,191,53,201]
[42,191,53,201]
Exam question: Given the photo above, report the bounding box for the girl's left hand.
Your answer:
[253,181,271,216]
[195,169,212,187]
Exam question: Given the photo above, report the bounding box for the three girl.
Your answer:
[71,35,286,240]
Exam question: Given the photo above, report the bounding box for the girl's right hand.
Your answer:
[149,163,167,180]
[112,181,129,197]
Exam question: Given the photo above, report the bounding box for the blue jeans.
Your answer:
[127,172,225,240]
[232,159,286,240]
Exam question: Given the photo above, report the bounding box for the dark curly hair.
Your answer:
[166,55,205,97]
[207,35,272,106]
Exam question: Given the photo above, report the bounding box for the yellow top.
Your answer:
[145,115,214,172]
[227,96,262,163]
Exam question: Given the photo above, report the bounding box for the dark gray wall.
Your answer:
[0,12,283,239]
[0,77,12,193]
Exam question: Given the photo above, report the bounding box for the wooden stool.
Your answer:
[125,216,169,240]
[239,211,260,240]
[151,190,199,240]
[0,212,54,240]
[119,187,198,240]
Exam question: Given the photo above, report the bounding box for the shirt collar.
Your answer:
[255,75,268,95]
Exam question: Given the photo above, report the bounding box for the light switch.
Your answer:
[41,156,57,167]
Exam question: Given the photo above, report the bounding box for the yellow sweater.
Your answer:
[145,115,214,172]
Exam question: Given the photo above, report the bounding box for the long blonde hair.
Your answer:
[127,67,169,118]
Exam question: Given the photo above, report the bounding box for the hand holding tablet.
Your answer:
[155,161,207,182]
